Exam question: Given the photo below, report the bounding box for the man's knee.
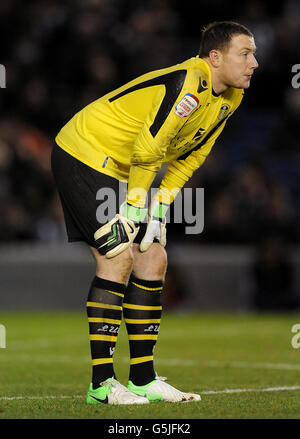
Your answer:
[132,243,168,280]
[153,245,168,272]
[89,246,134,284]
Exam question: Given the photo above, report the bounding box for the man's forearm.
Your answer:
[126,165,158,207]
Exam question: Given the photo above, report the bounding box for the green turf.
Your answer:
[0,311,300,419]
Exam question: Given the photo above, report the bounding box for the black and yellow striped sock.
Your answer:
[123,275,163,386]
[86,276,125,389]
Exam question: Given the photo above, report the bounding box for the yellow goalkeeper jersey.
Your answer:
[55,56,244,206]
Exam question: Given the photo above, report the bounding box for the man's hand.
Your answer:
[140,200,168,252]
[94,203,147,258]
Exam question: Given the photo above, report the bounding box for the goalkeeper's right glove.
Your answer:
[94,202,147,259]
[139,200,168,252]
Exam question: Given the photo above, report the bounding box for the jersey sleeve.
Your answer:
[154,88,244,205]
[127,69,209,207]
[153,116,228,205]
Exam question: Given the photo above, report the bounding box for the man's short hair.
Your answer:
[198,21,253,58]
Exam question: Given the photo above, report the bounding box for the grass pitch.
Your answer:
[0,311,300,419]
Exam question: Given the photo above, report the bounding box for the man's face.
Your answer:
[218,34,258,89]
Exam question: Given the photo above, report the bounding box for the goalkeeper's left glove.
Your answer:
[139,200,168,252]
[94,202,147,258]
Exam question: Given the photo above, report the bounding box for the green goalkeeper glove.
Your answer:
[94,202,147,258]
[140,200,168,252]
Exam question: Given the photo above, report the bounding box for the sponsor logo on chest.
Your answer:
[175,93,199,118]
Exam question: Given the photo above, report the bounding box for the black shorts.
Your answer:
[51,144,147,247]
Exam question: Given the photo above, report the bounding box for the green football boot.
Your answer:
[127,378,201,403]
[86,377,149,405]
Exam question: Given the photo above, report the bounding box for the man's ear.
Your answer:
[209,49,222,68]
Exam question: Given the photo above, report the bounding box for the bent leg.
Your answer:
[131,243,168,281]
[123,243,168,385]
[89,245,133,285]
[87,246,133,388]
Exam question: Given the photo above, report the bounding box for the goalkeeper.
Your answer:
[51,21,258,405]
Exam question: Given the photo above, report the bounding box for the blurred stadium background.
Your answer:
[0,0,300,312]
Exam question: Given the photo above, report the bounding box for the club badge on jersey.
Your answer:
[175,93,199,118]
[217,103,231,120]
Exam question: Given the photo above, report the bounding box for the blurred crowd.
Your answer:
[0,0,299,245]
